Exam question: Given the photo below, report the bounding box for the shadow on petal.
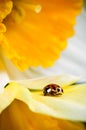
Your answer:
[0,99,85,130]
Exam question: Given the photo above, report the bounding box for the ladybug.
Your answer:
[43,84,63,96]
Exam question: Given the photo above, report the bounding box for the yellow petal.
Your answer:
[29,84,86,121]
[0,83,19,113]
[16,74,80,90]
[1,0,83,70]
[0,82,32,113]
[14,75,86,121]
[0,75,85,123]
[13,75,86,121]
[0,100,85,130]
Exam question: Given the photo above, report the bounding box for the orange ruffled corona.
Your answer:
[0,0,83,70]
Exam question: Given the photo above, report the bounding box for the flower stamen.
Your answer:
[14,1,42,14]
[28,4,42,14]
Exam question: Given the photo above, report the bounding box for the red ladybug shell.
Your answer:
[43,84,63,96]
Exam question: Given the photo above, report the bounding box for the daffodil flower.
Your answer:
[0,0,85,130]
[0,75,86,129]
[0,0,83,70]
